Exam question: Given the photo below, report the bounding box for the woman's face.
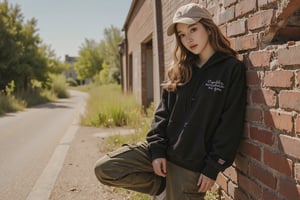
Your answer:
[176,22,213,58]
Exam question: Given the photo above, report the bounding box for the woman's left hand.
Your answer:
[197,174,215,192]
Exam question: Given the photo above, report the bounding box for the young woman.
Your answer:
[94,3,246,200]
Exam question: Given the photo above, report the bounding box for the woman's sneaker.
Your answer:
[152,189,166,200]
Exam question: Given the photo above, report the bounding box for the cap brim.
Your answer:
[167,17,200,36]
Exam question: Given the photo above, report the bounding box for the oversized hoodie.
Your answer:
[146,52,246,180]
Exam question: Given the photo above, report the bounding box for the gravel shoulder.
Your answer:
[49,126,136,200]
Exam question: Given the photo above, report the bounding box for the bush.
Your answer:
[49,74,70,98]
[0,92,26,115]
[66,77,78,86]
[0,81,26,115]
[15,89,56,107]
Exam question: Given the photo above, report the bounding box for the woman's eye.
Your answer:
[190,28,197,33]
[179,34,185,38]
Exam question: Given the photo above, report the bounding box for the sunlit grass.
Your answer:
[0,93,26,115]
[80,84,147,128]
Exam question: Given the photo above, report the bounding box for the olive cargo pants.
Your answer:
[94,141,205,200]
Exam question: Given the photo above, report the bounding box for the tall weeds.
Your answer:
[49,74,70,98]
[0,75,70,115]
[81,84,147,128]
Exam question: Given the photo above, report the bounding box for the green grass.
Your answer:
[80,84,148,128]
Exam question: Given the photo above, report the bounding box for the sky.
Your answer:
[7,0,132,60]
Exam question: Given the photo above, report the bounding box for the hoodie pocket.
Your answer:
[171,124,207,161]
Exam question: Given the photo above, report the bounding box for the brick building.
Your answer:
[120,0,300,199]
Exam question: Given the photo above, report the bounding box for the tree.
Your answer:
[74,39,102,80]
[75,25,123,84]
[0,1,51,91]
[40,44,68,74]
[100,25,123,84]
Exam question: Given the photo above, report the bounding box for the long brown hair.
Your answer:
[163,18,237,91]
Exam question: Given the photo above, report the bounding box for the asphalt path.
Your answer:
[0,90,87,200]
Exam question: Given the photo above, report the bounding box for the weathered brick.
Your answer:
[246,107,263,123]
[251,89,277,107]
[236,0,256,17]
[296,70,300,88]
[250,126,274,146]
[218,6,235,25]
[278,45,300,66]
[247,71,261,87]
[224,166,238,183]
[279,134,300,159]
[235,34,258,51]
[296,116,300,134]
[198,0,207,7]
[295,163,300,182]
[239,174,262,199]
[240,140,261,161]
[227,20,246,37]
[221,190,233,200]
[264,71,293,88]
[250,163,277,189]
[217,173,228,192]
[279,91,300,112]
[263,189,280,200]
[258,0,277,8]
[227,181,237,199]
[235,189,248,200]
[264,110,293,133]
[229,38,236,51]
[219,24,227,37]
[263,148,293,176]
[249,51,271,67]
[224,0,237,8]
[243,122,249,138]
[234,154,248,174]
[248,9,274,31]
[279,178,300,200]
[207,5,217,19]
[228,182,248,200]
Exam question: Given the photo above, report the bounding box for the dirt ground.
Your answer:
[49,126,139,200]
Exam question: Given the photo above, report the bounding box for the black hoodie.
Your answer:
[146,52,246,180]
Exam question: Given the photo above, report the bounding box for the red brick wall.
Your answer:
[161,0,300,199]
[124,0,300,198]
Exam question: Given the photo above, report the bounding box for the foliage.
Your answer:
[0,78,58,116]
[98,60,110,84]
[0,1,66,92]
[74,39,103,80]
[48,74,70,98]
[39,44,68,74]
[100,25,123,84]
[66,77,78,86]
[0,80,26,115]
[75,25,123,84]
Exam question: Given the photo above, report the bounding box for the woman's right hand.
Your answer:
[152,158,167,177]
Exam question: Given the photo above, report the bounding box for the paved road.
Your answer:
[0,90,87,200]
